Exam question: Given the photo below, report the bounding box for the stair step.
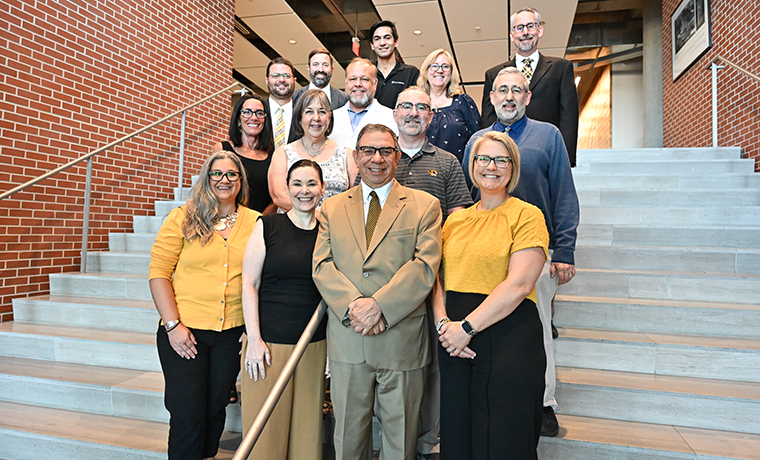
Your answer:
[538,414,760,460]
[572,172,760,190]
[0,401,240,460]
[576,147,742,162]
[108,232,156,252]
[558,268,760,304]
[86,252,150,274]
[132,215,167,234]
[0,322,159,372]
[49,272,149,300]
[555,367,760,434]
[555,327,760,382]
[554,295,760,339]
[574,245,760,274]
[579,205,760,226]
[577,224,760,248]
[577,189,760,206]
[12,295,157,332]
[153,200,184,218]
[582,159,754,175]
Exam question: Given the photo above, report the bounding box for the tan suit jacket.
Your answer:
[313,181,442,371]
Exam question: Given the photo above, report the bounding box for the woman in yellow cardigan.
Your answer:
[149,150,260,460]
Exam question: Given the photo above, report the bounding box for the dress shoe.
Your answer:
[551,321,559,339]
[541,406,559,437]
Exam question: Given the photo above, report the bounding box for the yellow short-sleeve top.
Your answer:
[148,205,260,331]
[442,197,549,303]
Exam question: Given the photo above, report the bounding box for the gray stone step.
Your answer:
[108,232,156,252]
[555,367,760,434]
[0,400,240,460]
[582,159,755,175]
[554,295,760,339]
[538,413,760,460]
[554,327,760,383]
[49,272,150,300]
[576,147,742,163]
[153,200,184,218]
[574,245,760,274]
[577,188,760,206]
[12,295,157,333]
[132,215,168,234]
[557,268,760,304]
[87,252,150,274]
[572,172,760,190]
[0,322,159,372]
[580,204,760,226]
[577,224,760,248]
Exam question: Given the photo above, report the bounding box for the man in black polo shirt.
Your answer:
[370,20,421,110]
[393,86,472,460]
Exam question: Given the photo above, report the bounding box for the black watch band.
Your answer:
[461,319,477,337]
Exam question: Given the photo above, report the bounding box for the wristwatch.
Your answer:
[164,319,181,332]
[461,319,477,337]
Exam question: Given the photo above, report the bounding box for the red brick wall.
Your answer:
[0,0,236,321]
[663,0,760,170]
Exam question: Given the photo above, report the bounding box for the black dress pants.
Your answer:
[157,324,243,460]
[439,293,545,460]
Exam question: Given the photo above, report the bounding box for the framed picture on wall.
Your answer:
[671,0,712,80]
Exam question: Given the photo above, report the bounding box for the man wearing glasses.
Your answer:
[313,123,442,460]
[480,7,579,167]
[265,57,298,149]
[292,48,349,110]
[464,67,579,439]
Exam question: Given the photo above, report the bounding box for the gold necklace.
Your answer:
[300,138,326,157]
[214,209,238,231]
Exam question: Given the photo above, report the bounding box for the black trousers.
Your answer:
[157,324,244,460]
[439,293,545,460]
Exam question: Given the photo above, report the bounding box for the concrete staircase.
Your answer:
[0,148,759,459]
[540,148,760,459]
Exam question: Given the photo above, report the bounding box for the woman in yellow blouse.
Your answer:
[149,150,260,460]
[433,131,549,460]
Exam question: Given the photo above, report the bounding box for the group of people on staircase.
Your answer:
[148,7,579,460]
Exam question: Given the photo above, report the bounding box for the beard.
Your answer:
[496,103,526,125]
[400,116,426,136]
[311,71,331,88]
[349,91,372,109]
[515,34,537,53]
[269,84,294,99]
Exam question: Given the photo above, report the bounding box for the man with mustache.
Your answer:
[266,57,298,149]
[329,58,398,149]
[463,67,579,440]
[292,48,348,110]
[370,20,421,110]
[480,7,579,167]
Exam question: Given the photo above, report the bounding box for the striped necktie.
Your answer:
[365,191,381,248]
[274,107,286,149]
[521,58,534,83]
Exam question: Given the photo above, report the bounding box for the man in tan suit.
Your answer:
[313,123,442,460]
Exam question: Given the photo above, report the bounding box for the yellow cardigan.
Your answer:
[149,205,260,331]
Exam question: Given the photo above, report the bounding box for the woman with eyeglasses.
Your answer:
[418,49,481,162]
[240,159,328,460]
[214,93,277,215]
[268,89,357,212]
[149,151,260,460]
[434,131,549,460]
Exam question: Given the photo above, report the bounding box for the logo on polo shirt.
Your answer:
[428,170,440,177]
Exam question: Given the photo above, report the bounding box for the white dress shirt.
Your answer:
[360,179,394,224]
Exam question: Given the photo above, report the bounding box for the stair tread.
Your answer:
[50,272,147,280]
[552,414,760,459]
[558,326,760,351]
[555,295,760,311]
[0,356,161,392]
[556,366,760,400]
[16,295,155,310]
[574,267,760,278]
[0,322,154,345]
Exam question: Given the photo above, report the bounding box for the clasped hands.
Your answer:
[438,321,476,359]
[348,297,386,336]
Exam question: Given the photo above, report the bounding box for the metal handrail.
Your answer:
[232,301,327,460]
[0,81,244,272]
[707,56,760,147]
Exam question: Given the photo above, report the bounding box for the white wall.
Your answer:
[611,60,644,149]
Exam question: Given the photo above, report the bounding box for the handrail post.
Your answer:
[80,156,93,273]
[178,110,187,200]
[711,61,719,148]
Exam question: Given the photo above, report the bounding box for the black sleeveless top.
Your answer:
[221,141,273,213]
[258,214,326,344]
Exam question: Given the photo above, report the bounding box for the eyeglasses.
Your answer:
[494,85,525,96]
[240,108,266,119]
[474,155,512,169]
[209,171,241,182]
[358,146,397,157]
[512,22,539,33]
[268,73,292,80]
[396,102,431,113]
[429,63,452,73]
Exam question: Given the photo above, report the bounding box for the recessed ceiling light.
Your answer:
[289,39,297,44]
[413,30,422,35]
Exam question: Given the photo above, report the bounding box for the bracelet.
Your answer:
[435,317,451,333]
[164,319,181,332]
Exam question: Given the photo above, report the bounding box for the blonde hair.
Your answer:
[182,151,249,245]
[417,49,463,98]
[468,131,521,193]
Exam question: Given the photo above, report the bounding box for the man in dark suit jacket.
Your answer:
[292,48,348,110]
[266,57,299,148]
[480,7,579,167]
